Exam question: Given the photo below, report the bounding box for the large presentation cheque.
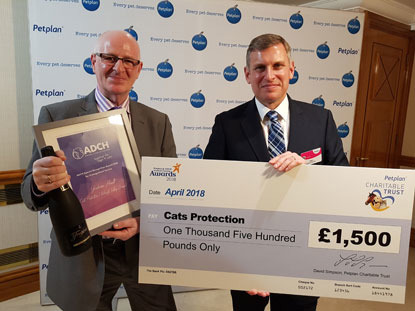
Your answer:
[139,157,414,303]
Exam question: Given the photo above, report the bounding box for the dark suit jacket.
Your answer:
[21,91,176,311]
[204,97,348,166]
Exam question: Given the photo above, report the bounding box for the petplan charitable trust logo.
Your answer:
[190,90,205,108]
[82,0,100,11]
[312,95,325,108]
[316,41,330,59]
[226,5,242,24]
[347,16,361,34]
[192,32,207,51]
[223,63,238,81]
[150,163,181,181]
[83,58,94,75]
[289,67,299,84]
[157,59,173,78]
[289,11,304,29]
[188,145,203,159]
[124,26,138,41]
[157,0,174,18]
[364,175,406,211]
[72,141,109,160]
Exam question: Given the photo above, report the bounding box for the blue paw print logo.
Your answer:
[82,0,100,11]
[312,95,325,108]
[188,145,203,159]
[157,59,173,78]
[337,122,349,138]
[347,17,360,34]
[192,32,208,51]
[289,11,303,29]
[157,1,174,18]
[129,88,138,101]
[124,26,138,41]
[83,58,94,75]
[289,67,299,84]
[223,63,238,81]
[316,41,330,59]
[226,5,241,24]
[190,90,205,108]
[342,71,354,87]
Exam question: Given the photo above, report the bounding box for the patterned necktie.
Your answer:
[267,110,286,158]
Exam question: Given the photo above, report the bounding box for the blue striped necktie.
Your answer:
[267,110,286,158]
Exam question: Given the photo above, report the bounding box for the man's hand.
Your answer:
[100,217,140,241]
[32,150,71,193]
[269,151,305,172]
[246,289,270,297]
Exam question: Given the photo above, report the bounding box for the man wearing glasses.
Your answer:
[21,30,177,311]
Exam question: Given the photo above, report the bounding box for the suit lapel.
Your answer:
[240,99,269,161]
[79,91,99,116]
[287,97,304,153]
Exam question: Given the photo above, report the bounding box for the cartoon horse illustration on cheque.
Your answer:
[365,190,394,211]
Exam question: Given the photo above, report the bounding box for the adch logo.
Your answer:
[188,145,203,159]
[348,16,361,34]
[72,142,109,160]
[289,11,303,29]
[157,1,174,18]
[312,95,325,108]
[82,0,100,11]
[129,88,138,101]
[316,41,330,59]
[226,5,241,24]
[223,63,238,82]
[83,58,94,75]
[289,67,299,84]
[342,71,354,87]
[192,32,207,51]
[337,122,349,138]
[190,90,205,108]
[124,26,138,41]
[365,190,394,212]
[157,59,173,78]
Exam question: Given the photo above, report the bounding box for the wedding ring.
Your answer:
[47,175,52,184]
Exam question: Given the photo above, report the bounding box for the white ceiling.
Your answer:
[246,0,415,29]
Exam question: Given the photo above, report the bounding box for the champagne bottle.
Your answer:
[41,146,92,256]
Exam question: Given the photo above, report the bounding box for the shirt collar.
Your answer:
[255,95,289,122]
[95,87,130,114]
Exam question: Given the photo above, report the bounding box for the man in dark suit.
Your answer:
[21,30,177,311]
[204,34,348,311]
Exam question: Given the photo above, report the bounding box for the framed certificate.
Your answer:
[33,109,141,235]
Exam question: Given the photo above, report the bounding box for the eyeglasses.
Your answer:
[95,53,141,69]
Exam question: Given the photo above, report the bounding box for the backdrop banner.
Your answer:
[27,0,364,304]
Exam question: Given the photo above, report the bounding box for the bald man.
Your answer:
[21,30,177,311]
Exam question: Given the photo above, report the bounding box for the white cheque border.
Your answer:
[139,266,405,304]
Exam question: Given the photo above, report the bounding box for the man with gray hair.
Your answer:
[204,33,348,310]
[22,30,177,311]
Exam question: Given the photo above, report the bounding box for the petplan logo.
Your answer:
[149,163,181,181]
[190,90,205,108]
[82,0,100,11]
[226,5,241,24]
[337,122,349,138]
[312,95,325,108]
[72,141,109,160]
[347,16,361,34]
[192,32,207,51]
[124,26,138,41]
[157,59,173,78]
[342,71,354,87]
[35,89,64,98]
[32,24,63,34]
[289,68,299,84]
[338,47,358,56]
[316,41,330,59]
[188,145,203,159]
[333,100,352,108]
[157,1,174,18]
[83,58,94,75]
[129,88,138,101]
[223,63,238,82]
[289,11,303,29]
